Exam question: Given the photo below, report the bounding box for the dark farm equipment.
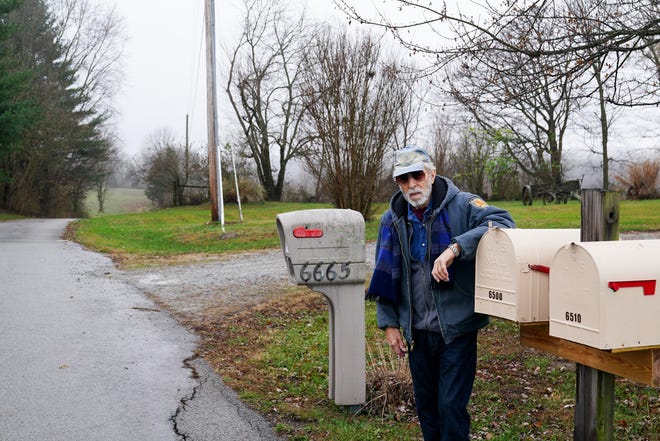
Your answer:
[521,179,581,206]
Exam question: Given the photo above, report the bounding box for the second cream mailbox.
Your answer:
[549,239,660,350]
[475,227,580,322]
[276,209,366,285]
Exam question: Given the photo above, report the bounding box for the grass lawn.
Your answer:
[84,187,153,216]
[204,285,660,441]
[0,211,25,221]
[71,198,658,268]
[71,201,336,267]
[67,198,660,440]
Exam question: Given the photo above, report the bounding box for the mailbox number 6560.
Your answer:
[300,262,351,282]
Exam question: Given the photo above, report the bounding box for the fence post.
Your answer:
[574,189,619,441]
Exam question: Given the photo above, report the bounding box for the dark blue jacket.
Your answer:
[373,176,515,345]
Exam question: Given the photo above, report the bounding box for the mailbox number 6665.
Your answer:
[300,262,351,282]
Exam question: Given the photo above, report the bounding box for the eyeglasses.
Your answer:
[394,170,426,185]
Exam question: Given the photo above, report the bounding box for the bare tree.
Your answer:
[643,41,660,81]
[334,0,660,94]
[300,29,414,220]
[446,4,576,187]
[451,128,492,196]
[562,0,642,189]
[428,113,455,177]
[427,116,520,199]
[391,75,428,150]
[225,0,314,201]
[136,129,208,208]
[335,0,660,191]
[94,137,119,212]
[51,0,125,116]
[1,0,123,217]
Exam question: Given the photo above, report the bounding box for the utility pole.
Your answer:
[204,0,224,228]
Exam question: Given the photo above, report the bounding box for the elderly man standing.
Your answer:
[367,146,515,441]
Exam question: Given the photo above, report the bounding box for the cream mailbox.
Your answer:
[276,209,366,286]
[549,239,660,350]
[475,227,580,322]
[276,209,366,406]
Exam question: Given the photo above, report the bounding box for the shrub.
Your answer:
[222,177,264,203]
[360,341,416,420]
[614,160,659,200]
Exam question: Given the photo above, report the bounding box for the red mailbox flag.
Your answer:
[608,280,656,295]
[529,264,550,274]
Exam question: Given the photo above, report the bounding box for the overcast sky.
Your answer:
[99,0,477,157]
[101,0,658,184]
[100,0,234,156]
[101,0,354,157]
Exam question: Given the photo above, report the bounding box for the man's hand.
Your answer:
[431,247,457,282]
[385,327,407,357]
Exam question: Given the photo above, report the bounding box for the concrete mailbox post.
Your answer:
[475,227,579,322]
[276,209,366,406]
[549,239,660,350]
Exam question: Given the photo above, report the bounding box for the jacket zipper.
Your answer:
[426,211,447,343]
[394,219,415,352]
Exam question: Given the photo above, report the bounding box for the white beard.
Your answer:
[403,184,432,209]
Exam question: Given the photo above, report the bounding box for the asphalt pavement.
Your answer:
[0,218,281,441]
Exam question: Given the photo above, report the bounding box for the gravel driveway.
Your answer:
[121,244,377,326]
[123,250,289,323]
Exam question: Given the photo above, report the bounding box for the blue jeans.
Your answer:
[408,329,478,441]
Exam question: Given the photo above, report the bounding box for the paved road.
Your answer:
[0,219,280,441]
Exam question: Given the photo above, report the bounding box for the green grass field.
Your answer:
[73,200,337,266]
[71,196,659,267]
[84,187,153,216]
[0,211,25,221]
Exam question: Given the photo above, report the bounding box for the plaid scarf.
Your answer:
[367,209,452,302]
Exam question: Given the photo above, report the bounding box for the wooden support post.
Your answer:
[575,189,620,441]
[580,189,619,242]
[520,323,660,387]
[574,364,614,441]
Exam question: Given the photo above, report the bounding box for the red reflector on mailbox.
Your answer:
[608,280,656,295]
[292,226,323,238]
[529,264,550,274]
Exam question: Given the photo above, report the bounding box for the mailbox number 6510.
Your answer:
[565,311,582,323]
[300,262,351,282]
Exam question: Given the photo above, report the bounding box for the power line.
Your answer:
[188,0,205,142]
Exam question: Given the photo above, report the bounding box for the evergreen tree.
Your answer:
[1,0,118,216]
[0,0,38,186]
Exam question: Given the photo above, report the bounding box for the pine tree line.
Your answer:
[0,0,121,217]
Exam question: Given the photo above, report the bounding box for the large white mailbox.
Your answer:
[549,239,660,350]
[276,209,366,406]
[475,227,580,322]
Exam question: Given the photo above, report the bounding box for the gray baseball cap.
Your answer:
[392,147,434,178]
